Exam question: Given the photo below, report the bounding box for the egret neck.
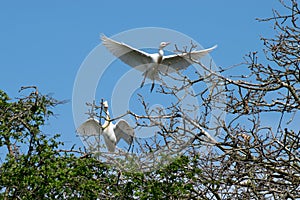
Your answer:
[157,49,164,64]
[102,108,111,129]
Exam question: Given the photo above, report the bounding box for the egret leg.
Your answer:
[140,71,148,88]
[150,81,155,92]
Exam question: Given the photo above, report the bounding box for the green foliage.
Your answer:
[0,89,204,199]
[2,2,298,197]
[0,89,110,199]
[109,155,203,199]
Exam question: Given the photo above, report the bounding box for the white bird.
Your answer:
[77,101,134,152]
[101,35,217,92]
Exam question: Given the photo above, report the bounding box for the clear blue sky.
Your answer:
[0,1,286,148]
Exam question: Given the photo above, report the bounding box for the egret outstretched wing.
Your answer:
[114,119,135,145]
[161,45,217,71]
[102,35,153,72]
[101,35,217,92]
[77,118,102,136]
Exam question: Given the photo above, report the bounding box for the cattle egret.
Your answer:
[101,35,217,91]
[77,101,134,152]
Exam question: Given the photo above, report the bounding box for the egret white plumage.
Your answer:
[101,35,217,91]
[77,101,134,152]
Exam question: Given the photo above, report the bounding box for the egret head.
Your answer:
[102,101,109,111]
[159,42,170,49]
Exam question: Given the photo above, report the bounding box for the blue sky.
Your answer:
[0,1,286,148]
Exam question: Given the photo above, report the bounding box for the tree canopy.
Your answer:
[1,1,299,199]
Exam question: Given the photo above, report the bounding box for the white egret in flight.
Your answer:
[77,101,134,152]
[101,35,217,92]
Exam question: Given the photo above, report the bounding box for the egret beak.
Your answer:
[102,101,109,110]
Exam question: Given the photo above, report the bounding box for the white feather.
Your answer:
[77,101,134,152]
[101,35,217,85]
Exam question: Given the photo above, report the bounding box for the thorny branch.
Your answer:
[77,1,300,198]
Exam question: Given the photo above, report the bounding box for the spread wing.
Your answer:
[114,119,135,145]
[102,35,153,72]
[76,118,102,136]
[161,45,217,71]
